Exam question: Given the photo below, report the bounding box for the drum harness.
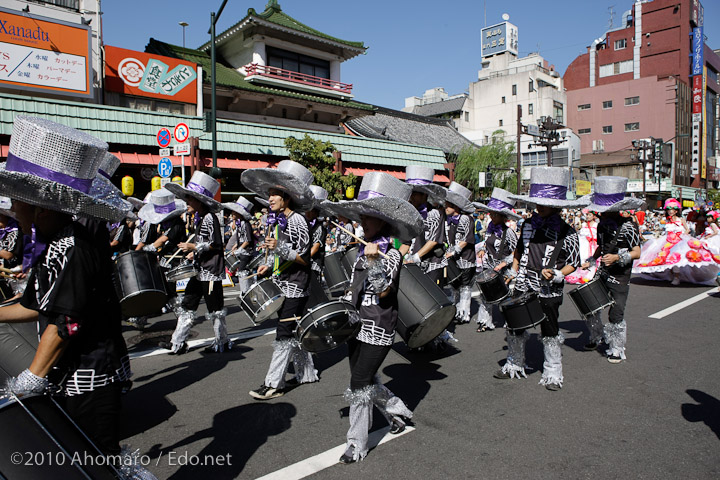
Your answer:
[591,225,624,281]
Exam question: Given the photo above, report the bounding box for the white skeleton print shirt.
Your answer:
[480,226,518,271]
[269,212,311,298]
[409,208,447,273]
[195,212,224,282]
[445,213,476,269]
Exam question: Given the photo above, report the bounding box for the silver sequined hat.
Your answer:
[445,181,474,213]
[586,176,645,213]
[473,187,521,221]
[88,151,135,217]
[320,172,423,242]
[509,167,589,208]
[405,165,447,206]
[127,192,151,211]
[165,170,222,212]
[0,116,131,221]
[308,184,330,212]
[241,160,315,212]
[223,196,254,220]
[138,188,186,224]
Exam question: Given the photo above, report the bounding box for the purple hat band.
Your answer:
[407,178,432,185]
[6,152,92,193]
[187,181,214,198]
[236,202,251,214]
[593,191,626,206]
[357,190,386,201]
[154,202,176,214]
[529,183,568,200]
[487,198,513,210]
[98,169,112,180]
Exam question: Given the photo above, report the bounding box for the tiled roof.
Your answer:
[199,1,365,52]
[0,93,446,169]
[345,107,475,154]
[145,39,373,112]
[411,96,467,117]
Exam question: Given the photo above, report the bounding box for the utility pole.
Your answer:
[208,0,229,180]
[516,104,522,193]
[534,117,567,166]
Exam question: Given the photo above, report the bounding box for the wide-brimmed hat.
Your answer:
[308,185,331,214]
[255,196,269,208]
[586,176,645,213]
[320,172,423,242]
[445,182,474,213]
[165,170,221,212]
[88,151,136,217]
[0,116,131,222]
[223,196,254,220]
[127,193,150,211]
[241,160,315,212]
[138,188,186,224]
[405,165,447,206]
[473,187,521,220]
[509,167,588,208]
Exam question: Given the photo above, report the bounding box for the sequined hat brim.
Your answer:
[508,193,590,209]
[241,169,315,212]
[138,200,187,224]
[587,196,646,213]
[165,183,221,213]
[222,202,253,220]
[472,201,522,221]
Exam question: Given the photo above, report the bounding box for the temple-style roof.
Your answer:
[411,96,467,117]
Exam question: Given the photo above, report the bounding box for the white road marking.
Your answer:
[256,425,415,480]
[648,287,717,319]
[128,328,275,359]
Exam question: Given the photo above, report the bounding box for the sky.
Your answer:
[103,0,719,110]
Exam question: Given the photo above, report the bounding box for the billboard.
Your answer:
[0,7,92,98]
[691,27,703,77]
[481,22,518,58]
[105,46,198,104]
[691,0,704,27]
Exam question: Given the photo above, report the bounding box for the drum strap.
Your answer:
[487,228,509,260]
[272,224,294,277]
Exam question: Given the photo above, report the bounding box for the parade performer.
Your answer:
[473,188,520,332]
[444,182,476,324]
[495,167,585,390]
[580,177,643,363]
[163,171,229,354]
[322,172,423,463]
[633,199,720,285]
[332,214,355,252]
[242,160,319,400]
[0,197,21,270]
[222,196,256,294]
[307,185,329,292]
[566,210,599,284]
[0,116,133,454]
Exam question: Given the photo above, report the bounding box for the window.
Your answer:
[501,96,506,104]
[499,119,503,126]
[625,96,640,106]
[464,111,469,122]
[602,100,613,109]
[599,60,633,78]
[266,46,330,80]
[553,101,564,124]
[624,122,640,132]
[614,38,627,50]
[528,103,533,115]
[512,84,517,95]
[577,104,591,111]
[602,125,613,134]
[529,79,535,92]
[578,128,591,134]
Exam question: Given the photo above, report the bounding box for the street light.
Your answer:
[208,0,229,180]
[179,22,189,49]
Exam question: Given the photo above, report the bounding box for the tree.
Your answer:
[284,134,356,202]
[454,131,517,200]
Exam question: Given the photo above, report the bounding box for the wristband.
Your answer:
[552,269,565,284]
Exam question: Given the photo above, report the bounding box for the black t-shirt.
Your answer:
[160,217,186,254]
[595,218,641,285]
[110,224,131,253]
[21,222,130,396]
[138,221,158,246]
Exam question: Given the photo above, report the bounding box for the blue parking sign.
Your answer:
[158,157,173,178]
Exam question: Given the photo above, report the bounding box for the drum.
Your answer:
[324,250,351,292]
[295,300,360,353]
[445,258,463,284]
[239,278,285,325]
[247,252,266,272]
[499,292,546,332]
[225,250,252,272]
[476,269,509,304]
[165,262,197,282]
[0,322,38,383]
[114,251,168,317]
[307,275,329,309]
[568,276,615,320]
[343,246,359,272]
[0,394,118,479]
[396,264,457,348]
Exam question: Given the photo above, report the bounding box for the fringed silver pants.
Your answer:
[539,333,564,388]
[585,313,604,345]
[207,308,232,352]
[604,320,627,360]
[237,269,251,295]
[372,376,413,427]
[475,300,494,329]
[344,385,375,462]
[264,339,318,388]
[501,330,529,378]
[455,285,473,323]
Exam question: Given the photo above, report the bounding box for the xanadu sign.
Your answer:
[105,45,198,104]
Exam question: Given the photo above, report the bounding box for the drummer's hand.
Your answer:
[444,251,453,259]
[257,265,269,277]
[477,251,485,260]
[178,242,195,252]
[186,252,195,261]
[264,237,277,250]
[602,254,619,266]
[494,262,506,272]
[541,268,555,281]
[581,262,591,269]
[364,242,379,259]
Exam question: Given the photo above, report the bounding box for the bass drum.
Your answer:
[568,276,615,320]
[295,300,360,353]
[114,251,168,318]
[324,250,351,292]
[239,278,285,325]
[476,269,509,304]
[499,292,546,332]
[397,264,456,348]
[0,322,38,383]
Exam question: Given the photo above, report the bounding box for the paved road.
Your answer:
[120,278,720,479]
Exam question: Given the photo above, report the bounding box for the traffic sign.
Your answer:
[157,128,171,148]
[174,123,190,143]
[159,148,171,157]
[174,144,191,156]
[158,157,173,178]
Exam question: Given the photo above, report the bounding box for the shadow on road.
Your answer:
[681,389,720,440]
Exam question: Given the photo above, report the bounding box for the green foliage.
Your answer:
[707,189,720,207]
[454,131,517,199]
[284,134,356,202]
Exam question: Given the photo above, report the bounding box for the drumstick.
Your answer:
[239,272,259,281]
[0,272,15,279]
[166,234,196,264]
[278,316,300,322]
[330,221,389,259]
[0,266,21,274]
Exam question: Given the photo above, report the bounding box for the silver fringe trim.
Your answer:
[275,241,297,262]
[372,378,413,426]
[539,333,565,388]
[604,320,627,360]
[237,269,251,295]
[367,257,389,293]
[118,445,159,480]
[475,301,494,328]
[264,339,295,389]
[343,384,376,405]
[291,341,318,384]
[207,308,232,352]
[455,285,472,322]
[195,242,211,256]
[170,309,195,352]
[502,330,529,379]
[343,385,376,462]
[585,313,604,344]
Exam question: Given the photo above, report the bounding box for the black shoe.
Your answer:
[583,342,598,351]
[204,342,231,354]
[339,447,356,464]
[160,341,188,355]
[249,384,284,400]
[284,377,299,388]
[389,419,406,434]
[493,369,511,379]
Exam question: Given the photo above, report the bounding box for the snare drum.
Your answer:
[568,276,615,320]
[225,250,252,272]
[0,322,38,383]
[114,251,168,317]
[239,278,285,325]
[476,269,509,304]
[165,262,197,282]
[397,264,456,348]
[324,250,351,292]
[445,258,463,284]
[499,292,546,332]
[295,300,360,353]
